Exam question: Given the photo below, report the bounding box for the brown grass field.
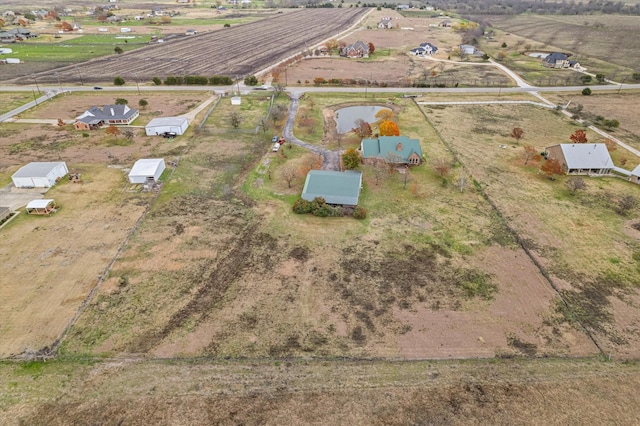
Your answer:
[1,8,640,424]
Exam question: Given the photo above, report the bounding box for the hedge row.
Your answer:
[161,75,234,85]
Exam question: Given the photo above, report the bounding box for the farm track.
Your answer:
[19,9,369,84]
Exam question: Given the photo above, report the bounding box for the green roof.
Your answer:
[361,136,422,163]
[301,170,363,206]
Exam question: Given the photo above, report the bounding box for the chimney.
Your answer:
[397,143,402,152]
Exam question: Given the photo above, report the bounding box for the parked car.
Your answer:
[278,137,286,145]
[272,135,279,143]
[93,86,102,90]
[272,143,280,152]
[162,132,177,138]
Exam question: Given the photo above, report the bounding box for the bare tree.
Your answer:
[617,194,638,215]
[272,83,286,97]
[280,163,297,188]
[432,157,451,177]
[230,111,242,129]
[522,144,538,165]
[566,176,587,195]
[123,130,134,140]
[455,173,468,193]
[372,159,386,185]
[270,103,287,127]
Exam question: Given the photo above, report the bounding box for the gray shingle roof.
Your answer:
[559,144,612,169]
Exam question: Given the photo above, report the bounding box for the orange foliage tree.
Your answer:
[511,127,524,144]
[106,125,121,136]
[375,108,394,123]
[570,129,588,143]
[540,158,564,180]
[379,120,400,136]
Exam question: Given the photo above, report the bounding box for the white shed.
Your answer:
[145,117,189,136]
[12,162,68,188]
[128,158,165,184]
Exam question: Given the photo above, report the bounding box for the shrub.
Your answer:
[114,46,123,54]
[353,206,367,219]
[113,76,125,86]
[312,205,331,217]
[292,198,312,214]
[223,23,231,27]
[310,196,326,211]
[244,75,259,86]
[152,77,161,85]
[582,87,592,96]
[115,98,128,105]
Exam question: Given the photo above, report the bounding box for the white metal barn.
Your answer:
[128,158,166,184]
[12,162,68,188]
[145,117,189,136]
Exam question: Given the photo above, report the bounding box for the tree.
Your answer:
[511,127,524,144]
[368,42,375,54]
[374,108,394,123]
[342,148,360,170]
[230,111,242,129]
[152,77,161,85]
[352,119,372,140]
[616,194,638,215]
[580,75,592,84]
[114,76,125,86]
[432,158,451,177]
[244,75,258,86]
[540,158,563,180]
[522,144,538,165]
[570,129,588,143]
[582,87,592,96]
[123,130,134,140]
[106,125,121,136]
[138,99,148,109]
[270,103,287,126]
[280,163,297,188]
[326,38,339,54]
[595,73,606,83]
[379,120,400,136]
[598,140,617,155]
[114,46,123,54]
[272,83,286,96]
[566,176,587,195]
[115,98,128,105]
[602,119,620,130]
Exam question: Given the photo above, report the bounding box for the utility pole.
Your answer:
[75,66,84,85]
[32,89,38,105]
[32,74,40,94]
[134,73,141,95]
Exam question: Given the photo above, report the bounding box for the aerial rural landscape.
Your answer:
[1,0,640,423]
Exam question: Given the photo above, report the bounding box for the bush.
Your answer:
[353,206,367,219]
[312,205,331,217]
[223,23,231,27]
[582,87,592,96]
[292,198,312,214]
[210,75,233,85]
[113,76,125,86]
[152,77,161,85]
[244,75,259,86]
[115,98,128,105]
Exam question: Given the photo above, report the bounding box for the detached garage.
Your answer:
[128,158,166,184]
[145,117,189,136]
[12,162,68,188]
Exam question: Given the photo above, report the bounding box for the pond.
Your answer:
[528,52,549,58]
[335,105,388,134]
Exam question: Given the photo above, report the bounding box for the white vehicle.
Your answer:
[272,143,280,152]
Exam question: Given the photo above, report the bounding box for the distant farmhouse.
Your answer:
[378,17,393,29]
[542,52,580,69]
[361,136,423,166]
[0,28,38,43]
[459,44,484,56]
[410,42,438,57]
[545,144,613,175]
[341,41,369,58]
[74,105,139,130]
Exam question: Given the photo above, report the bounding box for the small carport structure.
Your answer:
[145,117,189,136]
[26,199,56,215]
[301,170,363,206]
[128,158,166,184]
[12,162,68,188]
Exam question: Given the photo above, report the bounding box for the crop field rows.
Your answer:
[21,9,369,84]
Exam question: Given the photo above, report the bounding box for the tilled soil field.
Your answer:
[15,8,369,84]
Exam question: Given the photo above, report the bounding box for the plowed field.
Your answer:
[22,8,369,84]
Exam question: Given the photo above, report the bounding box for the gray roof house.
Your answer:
[341,41,369,58]
[361,135,423,166]
[410,42,438,56]
[74,104,139,130]
[630,165,640,184]
[301,170,363,206]
[545,143,613,175]
[542,52,579,69]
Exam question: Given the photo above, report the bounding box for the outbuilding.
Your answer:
[128,158,165,184]
[12,162,68,188]
[301,170,363,206]
[145,117,189,136]
[26,199,57,215]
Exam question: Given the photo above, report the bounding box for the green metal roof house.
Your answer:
[361,136,423,165]
[301,170,363,206]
